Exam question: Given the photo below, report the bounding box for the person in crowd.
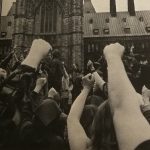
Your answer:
[48,49,64,93]
[61,62,72,113]
[67,74,119,150]
[19,69,67,150]
[0,39,52,150]
[104,43,150,150]
[87,60,108,100]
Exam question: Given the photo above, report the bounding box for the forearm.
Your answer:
[67,88,90,150]
[21,55,42,70]
[63,66,69,79]
[93,72,105,91]
[68,88,90,121]
[107,56,139,110]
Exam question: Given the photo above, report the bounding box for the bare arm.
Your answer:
[87,60,105,91]
[104,43,150,150]
[93,72,105,91]
[22,39,52,69]
[67,74,94,150]
[62,63,69,79]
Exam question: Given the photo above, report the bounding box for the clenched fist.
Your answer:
[82,73,95,90]
[22,39,52,69]
[103,43,125,60]
[34,77,47,93]
[87,60,95,72]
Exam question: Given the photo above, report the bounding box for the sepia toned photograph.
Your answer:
[0,0,150,150]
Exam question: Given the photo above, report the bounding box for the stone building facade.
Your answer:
[13,0,83,69]
[1,0,150,69]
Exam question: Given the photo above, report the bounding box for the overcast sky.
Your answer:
[2,0,150,16]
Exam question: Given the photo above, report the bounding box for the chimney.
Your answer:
[0,0,2,36]
[128,0,135,16]
[110,0,117,17]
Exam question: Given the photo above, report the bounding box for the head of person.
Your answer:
[48,88,61,105]
[86,95,104,107]
[34,99,62,132]
[52,49,61,60]
[91,100,118,150]
[80,105,98,138]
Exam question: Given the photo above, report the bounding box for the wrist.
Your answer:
[34,86,42,93]
[83,87,91,93]
[91,67,96,73]
[22,55,42,69]
[106,55,122,65]
[106,54,122,62]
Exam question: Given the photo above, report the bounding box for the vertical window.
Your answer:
[88,44,91,53]
[40,0,58,33]
[8,22,12,26]
[95,43,99,52]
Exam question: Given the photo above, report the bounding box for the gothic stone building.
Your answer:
[1,0,150,70]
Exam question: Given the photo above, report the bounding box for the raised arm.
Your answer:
[22,39,52,69]
[62,62,69,79]
[104,43,150,150]
[67,74,94,150]
[87,60,105,91]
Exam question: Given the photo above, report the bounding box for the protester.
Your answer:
[104,43,150,150]
[1,38,150,150]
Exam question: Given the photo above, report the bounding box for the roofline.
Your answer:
[84,10,150,15]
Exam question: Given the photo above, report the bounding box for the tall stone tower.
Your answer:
[62,0,71,67]
[13,0,35,60]
[62,0,84,69]
[13,0,84,69]
[69,0,83,69]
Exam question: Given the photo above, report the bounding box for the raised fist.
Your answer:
[103,43,125,60]
[30,39,52,58]
[22,39,52,69]
[82,73,95,90]
[34,77,47,93]
[36,77,47,88]
[87,60,95,72]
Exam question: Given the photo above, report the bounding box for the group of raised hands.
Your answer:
[68,43,150,150]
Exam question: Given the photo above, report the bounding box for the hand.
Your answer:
[0,68,7,79]
[34,77,47,93]
[62,61,65,66]
[87,60,95,72]
[22,39,52,69]
[82,73,95,90]
[104,43,125,60]
[142,85,150,106]
[33,39,52,58]
[73,64,77,70]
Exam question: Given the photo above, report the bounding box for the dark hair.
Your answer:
[91,101,118,150]
[52,49,61,59]
[80,105,98,138]
[86,95,104,107]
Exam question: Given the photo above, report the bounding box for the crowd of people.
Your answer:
[0,39,150,150]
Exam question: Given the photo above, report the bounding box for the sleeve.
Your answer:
[135,140,150,150]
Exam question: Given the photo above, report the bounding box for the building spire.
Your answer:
[84,0,96,14]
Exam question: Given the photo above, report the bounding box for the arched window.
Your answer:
[40,0,57,33]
